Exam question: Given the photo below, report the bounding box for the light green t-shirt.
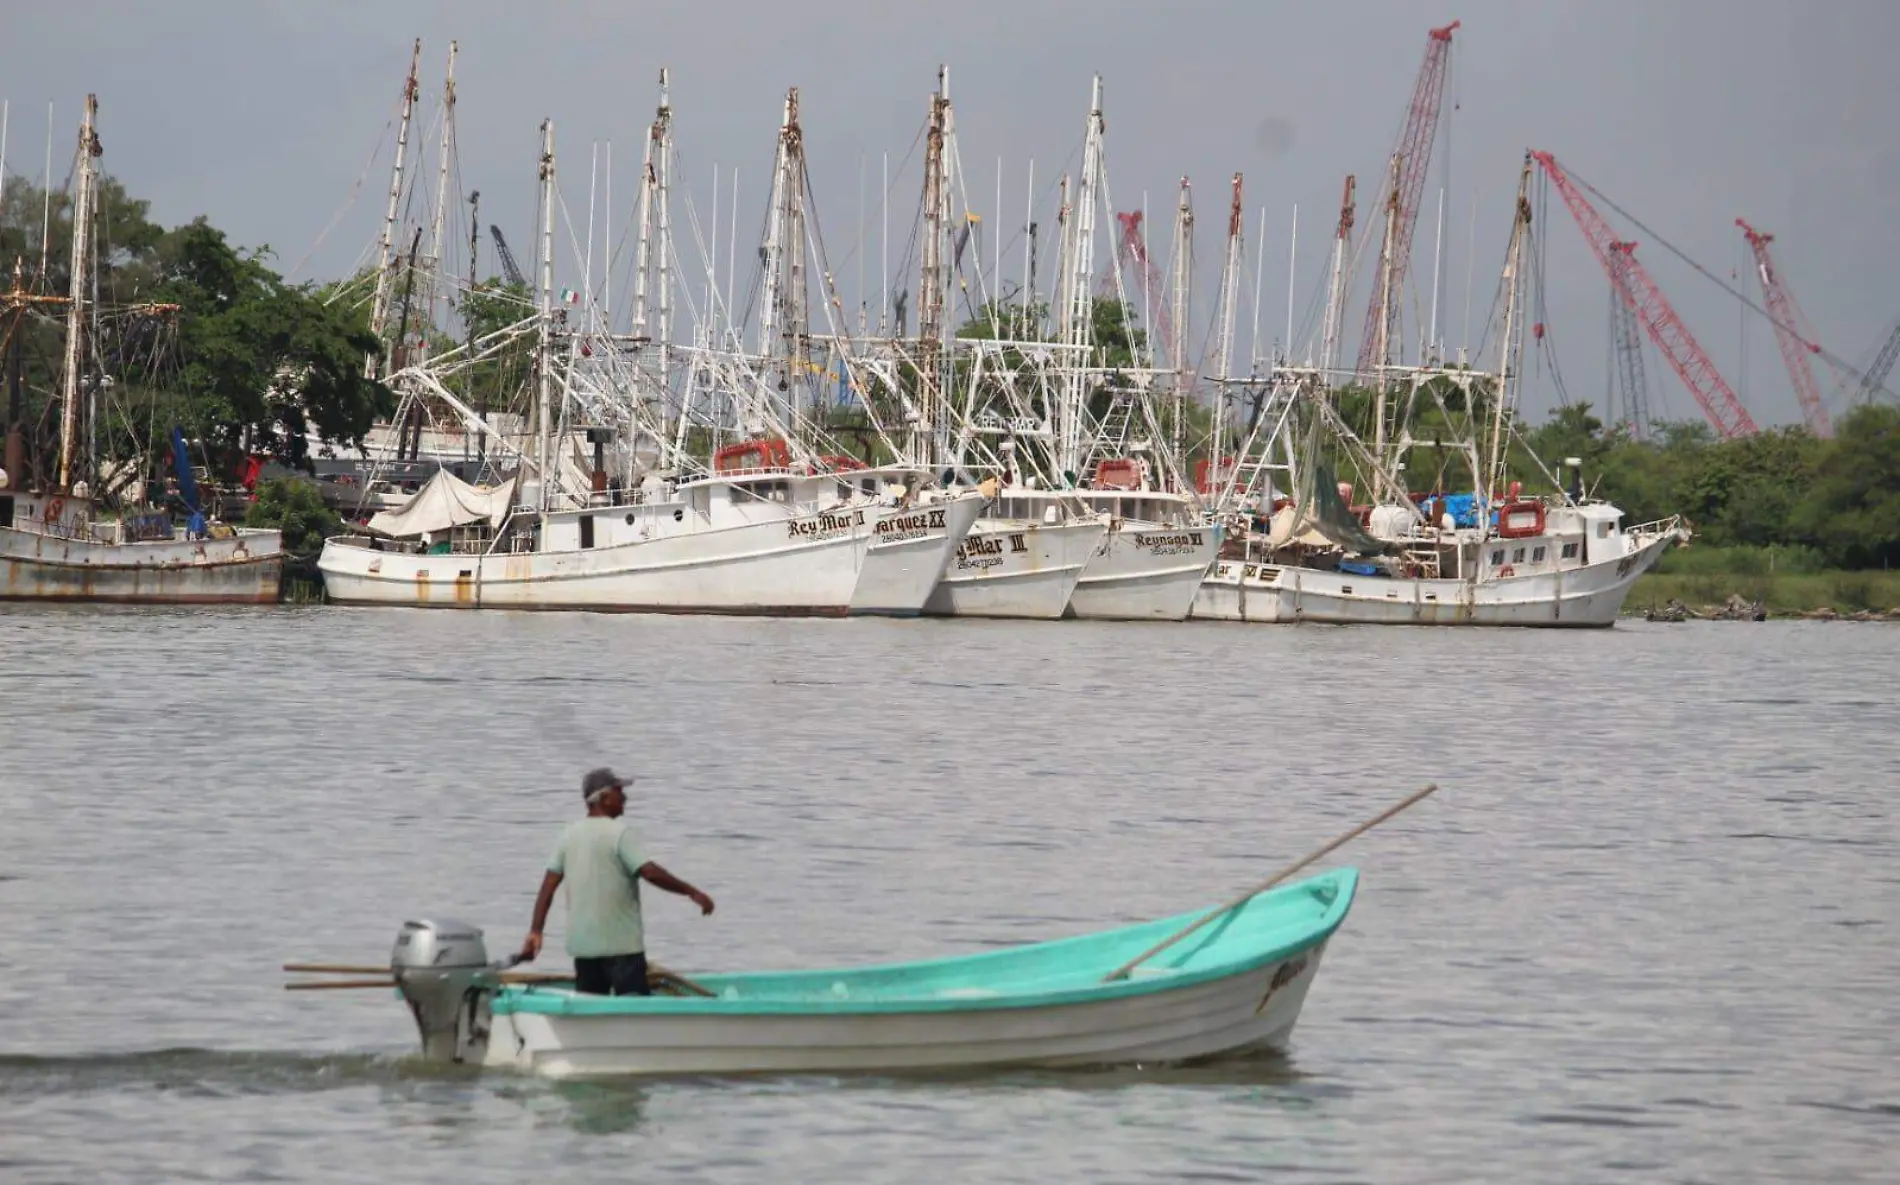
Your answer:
[548,817,649,958]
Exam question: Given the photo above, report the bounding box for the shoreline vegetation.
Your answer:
[1628,546,1900,619]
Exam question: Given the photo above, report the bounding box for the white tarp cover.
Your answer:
[366,469,517,538]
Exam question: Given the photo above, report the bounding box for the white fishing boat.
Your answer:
[0,97,283,605]
[3,492,281,604]
[1194,502,1684,626]
[318,460,980,615]
[371,868,1356,1078]
[923,509,1109,620]
[1061,465,1225,621]
[1191,156,1690,628]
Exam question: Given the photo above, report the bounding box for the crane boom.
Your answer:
[1531,150,1759,440]
[1736,219,1832,437]
[489,224,528,288]
[1355,20,1459,376]
[1098,210,1175,360]
[1860,318,1900,402]
[1608,242,1653,440]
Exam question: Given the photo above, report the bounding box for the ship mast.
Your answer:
[1483,156,1535,512]
[915,67,949,466]
[422,40,457,369]
[367,39,421,378]
[1057,76,1104,482]
[632,69,675,437]
[56,95,100,494]
[534,118,556,516]
[1167,178,1193,478]
[1319,174,1355,376]
[1369,152,1401,458]
[1209,173,1244,499]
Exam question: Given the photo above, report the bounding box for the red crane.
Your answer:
[1355,20,1460,376]
[1736,219,1833,437]
[1097,210,1176,362]
[1531,151,1760,440]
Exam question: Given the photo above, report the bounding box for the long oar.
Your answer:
[1103,783,1439,983]
[284,961,715,997]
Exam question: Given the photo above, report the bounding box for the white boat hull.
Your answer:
[1068,522,1224,621]
[1192,528,1675,627]
[923,517,1109,620]
[320,510,868,615]
[1,524,283,604]
[483,943,1330,1078]
[848,494,984,617]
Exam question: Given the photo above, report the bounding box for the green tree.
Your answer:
[243,476,342,555]
[1791,404,1900,568]
[149,219,394,471]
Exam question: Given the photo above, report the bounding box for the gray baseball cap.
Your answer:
[582,767,630,801]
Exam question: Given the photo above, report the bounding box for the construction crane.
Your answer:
[1857,317,1900,403]
[1355,20,1459,377]
[1097,210,1175,363]
[1736,219,1833,437]
[488,224,528,289]
[1607,242,1654,440]
[1531,150,1759,440]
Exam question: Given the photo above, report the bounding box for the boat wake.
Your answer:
[0,1048,474,1098]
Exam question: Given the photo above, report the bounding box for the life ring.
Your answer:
[43,496,65,525]
[1498,564,1516,578]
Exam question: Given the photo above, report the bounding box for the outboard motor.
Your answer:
[391,918,497,1064]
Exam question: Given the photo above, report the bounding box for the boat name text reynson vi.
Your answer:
[1140,531,1207,556]
[787,510,866,540]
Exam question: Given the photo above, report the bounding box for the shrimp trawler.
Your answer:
[2,96,282,604]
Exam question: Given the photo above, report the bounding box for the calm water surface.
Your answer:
[1,607,1896,1182]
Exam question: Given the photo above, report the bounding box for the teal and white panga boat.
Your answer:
[384,868,1358,1078]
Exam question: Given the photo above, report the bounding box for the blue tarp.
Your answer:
[1424,492,1503,530]
[170,426,200,514]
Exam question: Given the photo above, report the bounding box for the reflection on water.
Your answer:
[1,606,1897,1183]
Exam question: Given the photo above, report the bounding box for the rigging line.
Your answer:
[291,112,399,283]
[1564,161,1893,399]
[1525,223,1575,410]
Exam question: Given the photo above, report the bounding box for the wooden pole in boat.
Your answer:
[284,961,716,997]
[1102,783,1438,982]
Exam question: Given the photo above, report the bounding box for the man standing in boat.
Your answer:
[517,768,715,996]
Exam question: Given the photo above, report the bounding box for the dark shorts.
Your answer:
[573,951,650,996]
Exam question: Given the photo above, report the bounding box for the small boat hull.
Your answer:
[1,525,283,604]
[848,493,984,617]
[1067,522,1224,621]
[923,517,1108,619]
[465,868,1356,1078]
[319,508,869,615]
[1193,524,1677,627]
[490,944,1330,1077]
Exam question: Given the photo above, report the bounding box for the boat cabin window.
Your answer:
[1511,547,1526,563]
[0,495,12,526]
[579,514,596,549]
[836,481,853,501]
[1532,545,1546,563]
[859,479,878,496]
[1561,542,1579,559]
[1490,548,1504,566]
[738,480,790,503]
[1597,521,1613,538]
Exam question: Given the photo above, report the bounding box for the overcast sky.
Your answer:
[4,0,1896,429]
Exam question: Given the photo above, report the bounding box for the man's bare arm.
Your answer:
[638,862,715,915]
[518,870,564,960]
